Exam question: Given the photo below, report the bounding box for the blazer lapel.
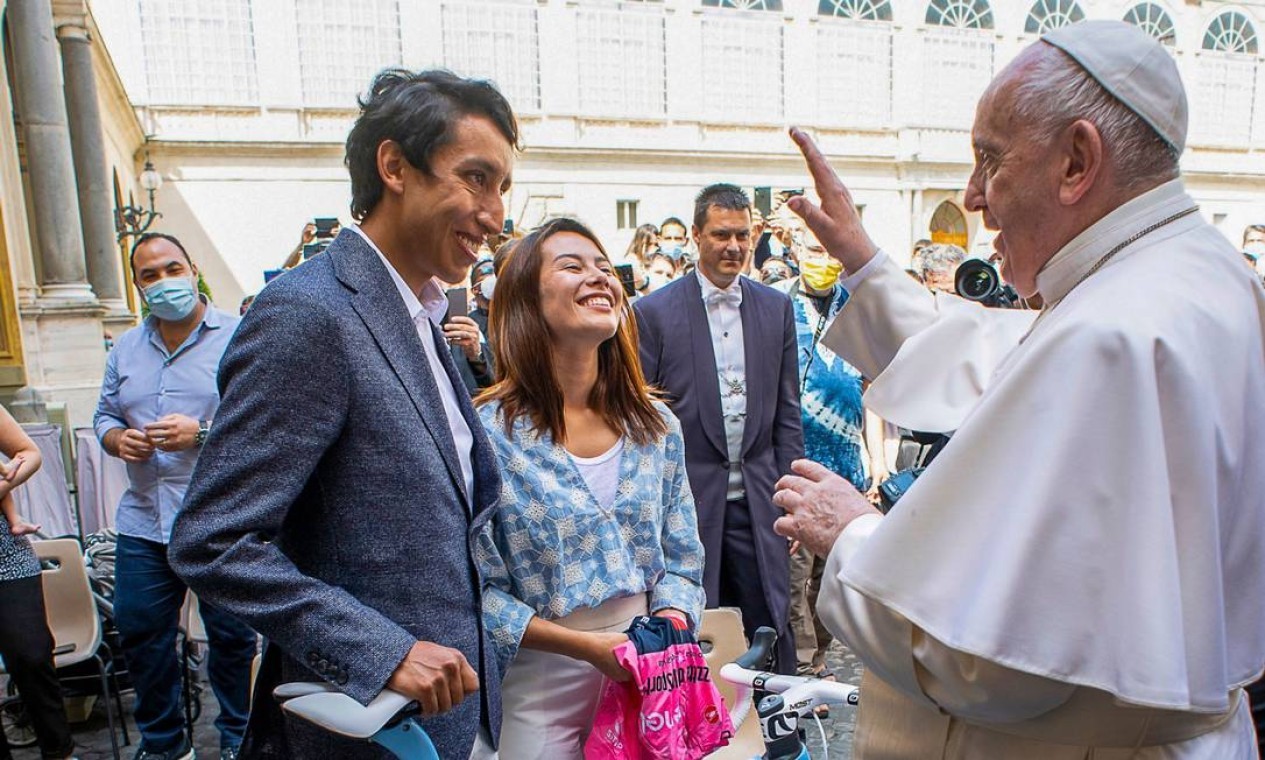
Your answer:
[334,234,470,510]
[685,275,730,460]
[740,279,767,455]
[426,321,504,522]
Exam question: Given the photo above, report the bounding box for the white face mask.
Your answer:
[478,275,497,301]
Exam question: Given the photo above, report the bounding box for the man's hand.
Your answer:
[786,127,879,275]
[443,316,484,362]
[773,459,881,558]
[144,414,200,452]
[106,428,156,462]
[386,641,480,715]
[583,631,632,683]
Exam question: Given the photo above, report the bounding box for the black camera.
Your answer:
[955,258,1021,308]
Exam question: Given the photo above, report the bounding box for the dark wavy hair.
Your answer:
[345,69,520,221]
[477,218,667,446]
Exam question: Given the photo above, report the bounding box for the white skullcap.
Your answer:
[1042,20,1188,154]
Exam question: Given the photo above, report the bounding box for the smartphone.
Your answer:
[614,263,637,298]
[502,218,514,236]
[446,287,468,320]
[313,217,340,238]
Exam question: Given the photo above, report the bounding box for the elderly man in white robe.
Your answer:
[773,20,1265,759]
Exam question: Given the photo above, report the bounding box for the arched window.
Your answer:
[925,0,993,30]
[1123,3,1176,46]
[929,201,968,248]
[1204,11,1257,54]
[702,0,784,9]
[1024,0,1083,35]
[819,0,892,22]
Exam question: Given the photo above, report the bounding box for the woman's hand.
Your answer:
[583,631,632,683]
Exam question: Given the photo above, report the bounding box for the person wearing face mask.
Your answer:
[1242,225,1265,280]
[772,232,870,685]
[469,257,496,342]
[93,232,256,760]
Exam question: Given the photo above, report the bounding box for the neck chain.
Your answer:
[1021,205,1199,343]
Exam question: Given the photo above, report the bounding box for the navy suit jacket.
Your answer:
[169,229,502,759]
[633,274,804,630]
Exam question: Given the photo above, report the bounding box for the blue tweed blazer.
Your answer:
[169,229,502,759]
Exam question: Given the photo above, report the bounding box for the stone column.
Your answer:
[57,14,126,312]
[6,0,95,302]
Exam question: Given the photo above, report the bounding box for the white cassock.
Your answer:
[818,179,1265,759]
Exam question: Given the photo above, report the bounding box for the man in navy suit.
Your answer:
[634,184,804,673]
[169,69,517,758]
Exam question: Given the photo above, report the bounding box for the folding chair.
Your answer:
[699,607,766,758]
[34,537,130,759]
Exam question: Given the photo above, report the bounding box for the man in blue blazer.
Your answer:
[169,69,518,759]
[634,184,805,674]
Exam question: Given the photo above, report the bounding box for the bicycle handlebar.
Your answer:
[274,683,415,739]
[717,626,860,731]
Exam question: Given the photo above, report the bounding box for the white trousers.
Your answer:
[489,594,649,760]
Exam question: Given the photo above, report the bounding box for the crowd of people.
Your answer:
[2,18,1264,760]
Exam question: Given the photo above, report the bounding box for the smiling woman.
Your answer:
[473,217,707,759]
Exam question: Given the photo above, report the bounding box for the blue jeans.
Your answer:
[114,534,256,752]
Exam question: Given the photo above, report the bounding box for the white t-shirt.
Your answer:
[569,438,625,510]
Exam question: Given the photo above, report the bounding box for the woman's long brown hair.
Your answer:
[476,217,667,446]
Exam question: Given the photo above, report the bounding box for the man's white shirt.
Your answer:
[353,225,475,505]
[697,268,747,501]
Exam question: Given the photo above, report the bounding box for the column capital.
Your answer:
[50,0,89,28]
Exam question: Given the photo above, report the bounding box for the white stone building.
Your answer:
[3,0,1265,421]
[90,0,1265,307]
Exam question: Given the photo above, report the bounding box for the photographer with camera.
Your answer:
[773,21,1265,759]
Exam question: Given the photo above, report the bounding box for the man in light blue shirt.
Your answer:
[93,233,255,760]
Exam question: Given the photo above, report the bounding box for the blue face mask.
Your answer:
[143,277,199,322]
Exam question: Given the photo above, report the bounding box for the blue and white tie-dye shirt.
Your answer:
[785,282,870,491]
[475,400,706,672]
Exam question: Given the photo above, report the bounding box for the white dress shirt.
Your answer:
[696,269,747,501]
[352,226,475,504]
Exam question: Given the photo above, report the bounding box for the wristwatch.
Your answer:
[195,419,211,446]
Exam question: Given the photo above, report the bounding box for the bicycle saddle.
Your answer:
[274,683,415,739]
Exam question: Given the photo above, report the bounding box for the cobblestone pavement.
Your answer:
[804,640,864,760]
[10,641,866,759]
[9,689,222,760]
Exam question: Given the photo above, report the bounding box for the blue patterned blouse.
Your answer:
[475,400,706,672]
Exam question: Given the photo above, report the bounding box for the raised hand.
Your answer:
[786,127,880,275]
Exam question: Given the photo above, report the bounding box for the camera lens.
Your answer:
[955,259,999,301]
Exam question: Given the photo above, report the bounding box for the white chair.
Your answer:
[34,537,129,759]
[699,608,767,758]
